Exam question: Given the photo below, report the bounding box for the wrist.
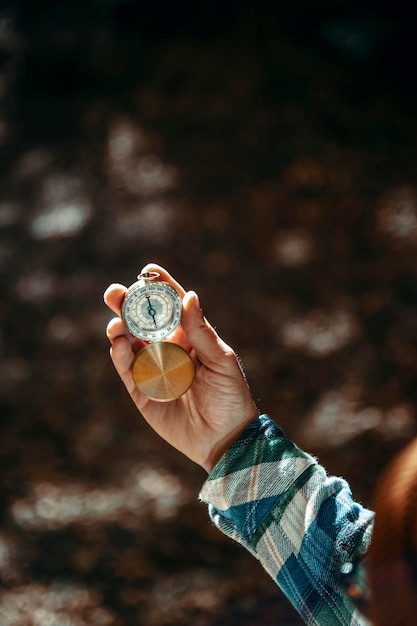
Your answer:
[203,411,259,474]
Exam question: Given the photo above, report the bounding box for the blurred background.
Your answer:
[1,1,417,624]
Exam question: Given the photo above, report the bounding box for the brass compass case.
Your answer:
[122,272,195,401]
[132,342,195,402]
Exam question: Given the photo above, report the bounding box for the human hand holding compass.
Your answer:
[104,263,258,473]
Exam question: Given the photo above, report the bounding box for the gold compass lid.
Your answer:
[132,342,195,402]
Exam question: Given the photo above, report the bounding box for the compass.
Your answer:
[122,273,182,342]
[122,271,195,402]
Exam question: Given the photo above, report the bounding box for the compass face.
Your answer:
[122,281,182,341]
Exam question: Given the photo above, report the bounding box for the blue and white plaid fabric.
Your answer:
[200,415,374,625]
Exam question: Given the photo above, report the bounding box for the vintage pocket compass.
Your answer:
[121,271,195,402]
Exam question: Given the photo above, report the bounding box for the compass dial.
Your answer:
[122,280,182,341]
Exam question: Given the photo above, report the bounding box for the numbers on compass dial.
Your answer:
[122,281,182,341]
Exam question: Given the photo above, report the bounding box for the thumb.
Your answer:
[181,291,234,367]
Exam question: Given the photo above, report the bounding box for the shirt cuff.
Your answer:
[199,414,318,545]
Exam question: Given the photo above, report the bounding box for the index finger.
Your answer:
[140,263,187,299]
[103,283,127,316]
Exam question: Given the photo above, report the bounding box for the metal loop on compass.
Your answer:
[137,271,160,282]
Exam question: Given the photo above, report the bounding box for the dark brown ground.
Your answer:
[1,2,417,624]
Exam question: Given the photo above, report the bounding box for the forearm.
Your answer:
[200,415,374,626]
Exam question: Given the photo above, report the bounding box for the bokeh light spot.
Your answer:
[10,466,190,530]
[0,583,115,626]
[31,202,91,239]
[280,308,358,356]
[376,185,417,241]
[115,201,175,240]
[298,388,383,448]
[272,229,316,267]
[16,270,55,301]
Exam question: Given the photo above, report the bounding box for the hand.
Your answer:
[104,263,258,473]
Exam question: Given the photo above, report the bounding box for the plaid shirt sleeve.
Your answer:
[199,414,374,626]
